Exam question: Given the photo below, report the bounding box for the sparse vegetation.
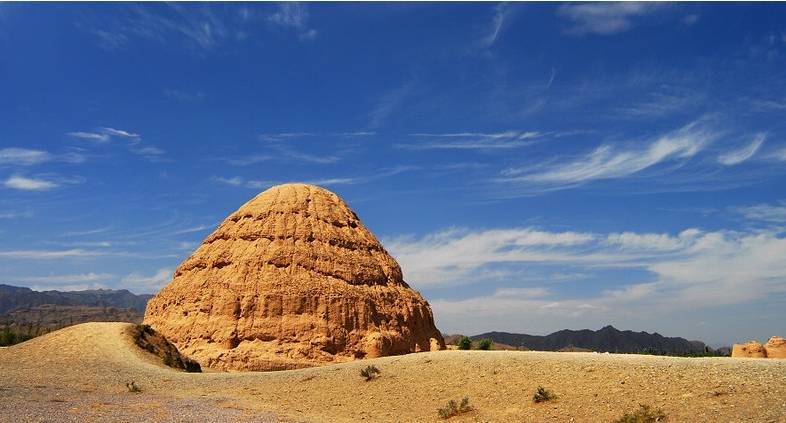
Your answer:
[533,386,557,403]
[359,364,381,381]
[613,404,667,423]
[437,397,472,419]
[131,324,201,373]
[0,328,34,346]
[126,381,142,393]
[457,336,472,350]
[477,338,493,350]
[635,348,727,358]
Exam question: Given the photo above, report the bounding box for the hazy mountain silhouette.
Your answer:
[470,325,708,354]
[0,284,151,314]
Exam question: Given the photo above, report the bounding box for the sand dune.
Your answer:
[1,322,785,422]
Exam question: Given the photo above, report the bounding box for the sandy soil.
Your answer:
[1,322,785,422]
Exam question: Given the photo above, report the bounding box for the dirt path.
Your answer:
[1,323,785,422]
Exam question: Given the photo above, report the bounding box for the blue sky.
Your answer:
[2,2,786,345]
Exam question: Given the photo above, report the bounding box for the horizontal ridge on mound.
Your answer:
[144,183,445,371]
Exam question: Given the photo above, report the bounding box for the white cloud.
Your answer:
[68,127,164,161]
[121,267,173,291]
[557,2,669,35]
[386,228,596,287]
[82,3,256,52]
[268,2,317,40]
[717,133,766,165]
[0,148,85,166]
[68,127,138,142]
[396,225,786,335]
[68,131,110,142]
[15,272,114,284]
[480,2,511,48]
[3,175,58,191]
[604,229,701,252]
[164,89,205,102]
[0,211,32,219]
[369,82,413,129]
[0,148,51,166]
[223,155,273,166]
[400,131,543,150]
[499,120,715,189]
[0,249,106,259]
[213,176,244,186]
[735,201,786,223]
[100,127,139,138]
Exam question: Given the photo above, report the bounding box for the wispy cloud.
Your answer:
[389,224,786,334]
[14,272,114,284]
[101,127,139,139]
[717,133,766,165]
[400,130,543,150]
[164,88,205,102]
[68,127,138,142]
[498,120,715,190]
[735,201,786,223]
[259,132,314,142]
[0,147,85,167]
[68,131,110,143]
[0,211,32,219]
[386,227,597,287]
[68,127,165,162]
[212,166,416,190]
[369,81,414,129]
[121,267,173,292]
[267,2,317,40]
[278,147,340,164]
[480,2,511,48]
[222,155,273,166]
[0,148,51,166]
[557,2,669,36]
[0,248,107,259]
[82,3,258,52]
[3,175,59,191]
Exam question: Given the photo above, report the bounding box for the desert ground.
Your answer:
[1,323,784,423]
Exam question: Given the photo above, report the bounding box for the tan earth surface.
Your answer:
[2,322,785,422]
[144,183,444,371]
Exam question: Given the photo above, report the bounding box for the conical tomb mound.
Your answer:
[144,183,445,371]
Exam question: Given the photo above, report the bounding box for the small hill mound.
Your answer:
[0,322,198,379]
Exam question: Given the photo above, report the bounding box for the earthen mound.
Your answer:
[144,183,445,371]
[732,340,767,358]
[765,336,786,359]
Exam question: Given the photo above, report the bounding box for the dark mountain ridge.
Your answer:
[470,325,709,354]
[0,284,152,314]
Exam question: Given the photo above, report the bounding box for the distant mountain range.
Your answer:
[0,284,152,341]
[0,284,151,314]
[451,325,710,354]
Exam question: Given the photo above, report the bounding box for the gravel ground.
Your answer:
[1,323,785,423]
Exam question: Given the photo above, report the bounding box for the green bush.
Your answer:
[477,339,493,350]
[0,328,33,347]
[457,336,472,350]
[613,404,667,423]
[360,364,381,381]
[533,386,557,403]
[437,397,472,419]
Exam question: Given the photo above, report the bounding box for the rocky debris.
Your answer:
[732,341,767,358]
[764,336,786,359]
[731,338,786,359]
[144,183,445,371]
